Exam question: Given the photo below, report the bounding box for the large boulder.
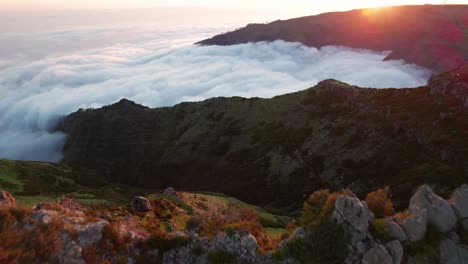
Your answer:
[211,231,259,263]
[450,184,468,231]
[33,209,59,224]
[131,196,152,212]
[402,185,456,241]
[0,190,16,208]
[386,240,403,264]
[438,234,468,264]
[332,194,373,246]
[55,233,85,264]
[362,245,393,264]
[75,220,108,248]
[383,218,408,241]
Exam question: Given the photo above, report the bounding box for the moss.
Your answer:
[402,227,443,263]
[145,235,189,254]
[371,219,391,242]
[275,220,347,264]
[207,250,236,264]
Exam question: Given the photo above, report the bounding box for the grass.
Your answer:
[264,228,287,240]
[0,160,25,193]
[15,196,57,207]
[190,192,290,228]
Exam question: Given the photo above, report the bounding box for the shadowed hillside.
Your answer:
[56,66,468,210]
[199,5,468,72]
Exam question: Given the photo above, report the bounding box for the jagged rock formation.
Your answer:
[56,67,468,208]
[198,5,468,72]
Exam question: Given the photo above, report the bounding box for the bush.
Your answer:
[145,234,189,254]
[302,220,347,264]
[365,187,395,218]
[301,189,339,226]
[207,250,236,264]
[275,220,347,264]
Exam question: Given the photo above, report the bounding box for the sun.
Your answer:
[357,0,444,8]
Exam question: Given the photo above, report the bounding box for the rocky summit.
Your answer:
[56,66,468,209]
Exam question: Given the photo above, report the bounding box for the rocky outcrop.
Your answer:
[131,196,152,212]
[402,185,456,241]
[332,194,373,246]
[386,240,403,264]
[450,184,468,231]
[0,190,16,208]
[383,218,408,241]
[362,245,393,264]
[211,231,259,263]
[438,233,468,264]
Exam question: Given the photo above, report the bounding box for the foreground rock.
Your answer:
[131,196,152,212]
[332,194,373,246]
[402,185,457,241]
[450,184,468,231]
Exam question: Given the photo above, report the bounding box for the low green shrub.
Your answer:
[371,219,391,242]
[274,220,347,264]
[207,250,236,264]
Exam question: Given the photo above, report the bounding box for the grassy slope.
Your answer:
[0,159,292,233]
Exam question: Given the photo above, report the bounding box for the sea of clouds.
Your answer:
[0,25,432,162]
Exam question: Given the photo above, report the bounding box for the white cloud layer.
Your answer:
[0,27,432,162]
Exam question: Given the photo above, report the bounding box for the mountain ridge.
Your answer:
[56,66,468,209]
[198,5,468,72]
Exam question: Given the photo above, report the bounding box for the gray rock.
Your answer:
[76,220,108,248]
[403,185,456,241]
[362,245,393,264]
[386,240,403,264]
[0,190,16,207]
[332,194,373,246]
[211,231,259,263]
[131,196,152,212]
[383,218,408,241]
[439,236,468,264]
[163,187,178,196]
[402,209,428,242]
[289,227,305,240]
[450,184,468,231]
[55,233,85,264]
[33,209,59,224]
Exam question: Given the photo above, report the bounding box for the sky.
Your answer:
[1,0,467,12]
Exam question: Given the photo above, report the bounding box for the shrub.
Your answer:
[145,234,189,254]
[402,227,442,264]
[365,187,395,218]
[207,250,236,264]
[394,210,410,225]
[301,189,339,226]
[275,220,347,264]
[301,220,347,264]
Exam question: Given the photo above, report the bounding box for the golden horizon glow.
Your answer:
[1,0,466,12]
